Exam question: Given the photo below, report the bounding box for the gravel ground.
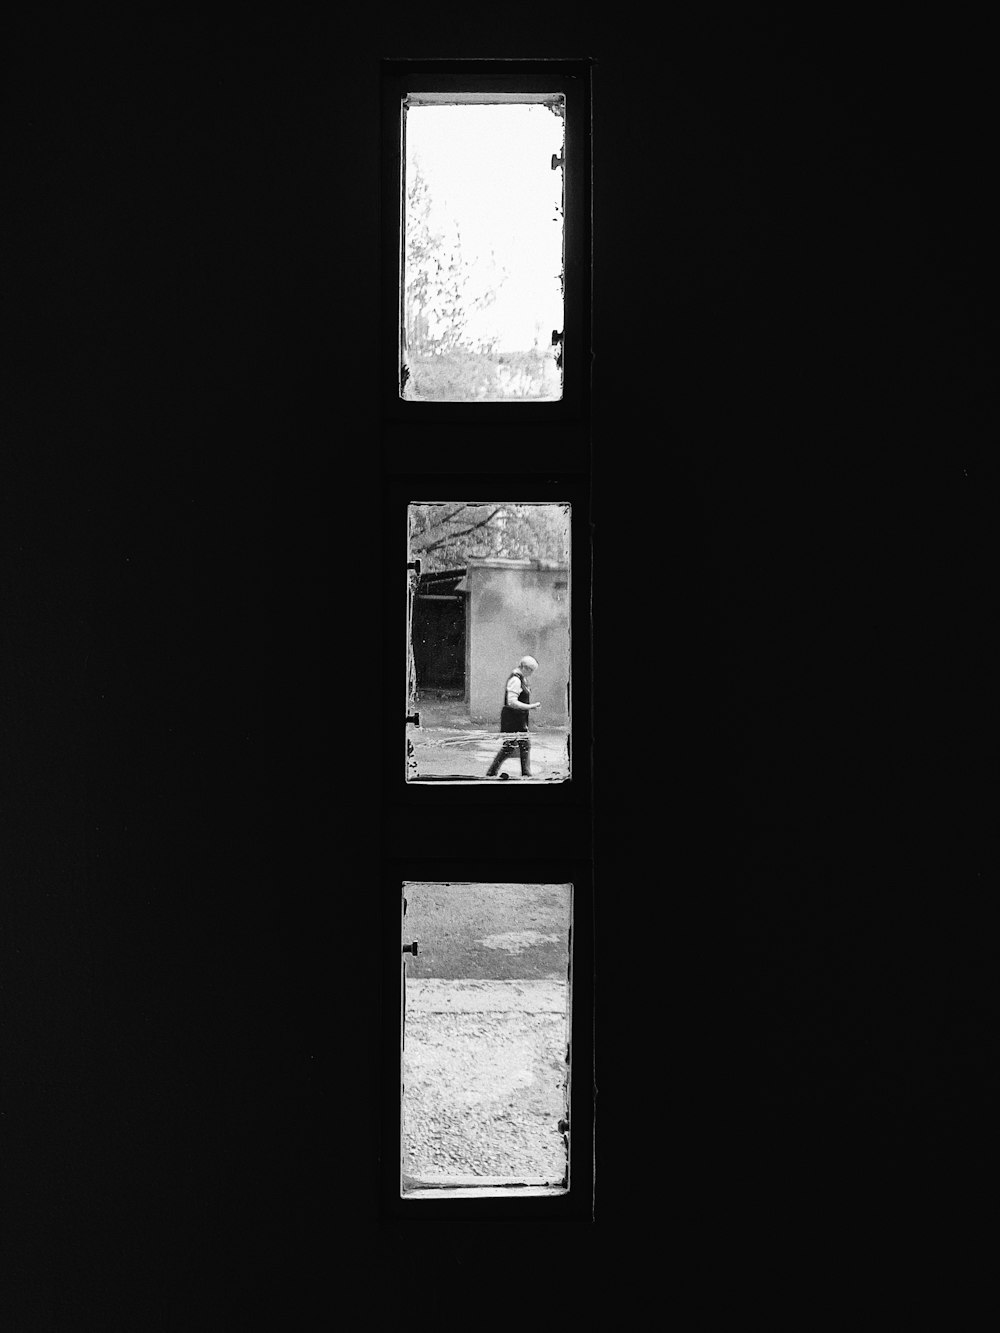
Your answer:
[403,980,569,1182]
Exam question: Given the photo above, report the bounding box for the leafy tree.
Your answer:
[402,158,560,402]
[409,503,570,573]
[404,158,501,361]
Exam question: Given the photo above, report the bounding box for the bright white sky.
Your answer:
[405,103,565,352]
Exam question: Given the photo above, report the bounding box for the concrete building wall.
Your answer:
[466,560,570,726]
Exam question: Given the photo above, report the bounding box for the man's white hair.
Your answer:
[519,655,539,670]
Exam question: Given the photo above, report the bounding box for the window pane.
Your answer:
[401,97,565,402]
[402,882,572,1194]
[406,501,571,783]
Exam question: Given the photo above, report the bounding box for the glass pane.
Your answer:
[401,97,565,402]
[405,501,571,783]
[401,882,572,1193]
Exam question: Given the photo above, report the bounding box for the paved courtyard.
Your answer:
[407,698,570,781]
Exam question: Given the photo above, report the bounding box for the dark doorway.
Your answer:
[412,569,467,696]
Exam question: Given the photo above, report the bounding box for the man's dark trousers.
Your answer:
[486,735,532,777]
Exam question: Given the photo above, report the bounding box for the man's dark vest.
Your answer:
[500,670,530,733]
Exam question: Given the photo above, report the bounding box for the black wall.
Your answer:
[4,9,992,1319]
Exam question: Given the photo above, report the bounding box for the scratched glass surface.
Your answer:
[406,501,571,783]
[401,882,572,1195]
[401,96,565,402]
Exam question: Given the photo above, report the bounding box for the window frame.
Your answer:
[380,858,594,1222]
[382,471,593,814]
[378,59,594,1224]
[380,60,591,426]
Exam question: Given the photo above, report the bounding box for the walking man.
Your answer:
[485,655,541,778]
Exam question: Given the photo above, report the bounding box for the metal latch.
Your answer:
[402,941,418,956]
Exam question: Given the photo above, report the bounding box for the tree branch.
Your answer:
[417,507,505,553]
[419,504,466,535]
